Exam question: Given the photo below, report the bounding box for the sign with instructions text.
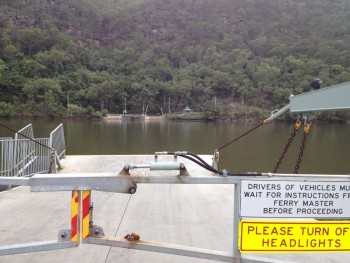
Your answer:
[240,180,350,218]
[239,220,350,253]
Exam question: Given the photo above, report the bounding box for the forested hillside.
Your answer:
[0,0,350,119]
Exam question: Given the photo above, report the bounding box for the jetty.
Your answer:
[104,114,163,121]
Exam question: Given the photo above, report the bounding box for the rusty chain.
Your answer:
[272,119,301,173]
[294,123,311,174]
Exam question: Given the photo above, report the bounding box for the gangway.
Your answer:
[0,123,66,178]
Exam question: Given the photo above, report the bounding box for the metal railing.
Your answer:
[0,138,52,177]
[15,123,34,140]
[0,123,66,177]
[50,123,65,160]
[0,138,14,177]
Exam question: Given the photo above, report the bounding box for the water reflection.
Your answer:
[0,119,349,174]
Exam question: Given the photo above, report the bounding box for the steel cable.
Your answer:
[216,121,265,151]
[0,123,54,151]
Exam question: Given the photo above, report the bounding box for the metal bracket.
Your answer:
[119,165,131,176]
[58,229,71,242]
[89,225,105,238]
[212,150,220,170]
[179,164,189,176]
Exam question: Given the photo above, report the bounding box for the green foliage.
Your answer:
[0,102,16,118]
[0,0,350,121]
[85,106,95,116]
[67,104,85,116]
[43,90,64,117]
[23,78,62,103]
[101,109,109,117]
[92,111,103,118]
[35,48,75,75]
[201,101,221,120]
[166,113,205,121]
[85,105,103,118]
[19,59,46,78]
[226,106,270,120]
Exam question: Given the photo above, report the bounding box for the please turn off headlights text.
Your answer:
[239,221,350,252]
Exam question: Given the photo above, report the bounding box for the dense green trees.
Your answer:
[0,0,350,120]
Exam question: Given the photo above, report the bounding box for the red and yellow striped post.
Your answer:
[71,190,91,243]
[81,190,91,239]
[71,190,79,242]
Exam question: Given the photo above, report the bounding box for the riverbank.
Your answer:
[103,114,267,123]
[1,110,350,123]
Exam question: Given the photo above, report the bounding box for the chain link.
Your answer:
[294,132,308,173]
[272,120,301,173]
[294,123,311,173]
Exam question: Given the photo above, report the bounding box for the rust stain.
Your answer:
[124,233,141,241]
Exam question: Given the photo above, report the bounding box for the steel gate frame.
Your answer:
[1,171,349,262]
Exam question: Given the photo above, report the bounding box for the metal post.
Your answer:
[71,191,80,244]
[168,97,171,114]
[71,190,90,244]
[81,190,91,240]
[233,181,241,259]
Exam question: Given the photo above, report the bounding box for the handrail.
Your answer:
[50,123,66,160]
[15,123,34,140]
[0,138,51,177]
[0,123,66,177]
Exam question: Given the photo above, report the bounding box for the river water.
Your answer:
[0,118,349,175]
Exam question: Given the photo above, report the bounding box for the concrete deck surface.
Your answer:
[0,155,349,263]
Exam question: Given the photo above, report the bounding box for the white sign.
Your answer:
[240,180,350,218]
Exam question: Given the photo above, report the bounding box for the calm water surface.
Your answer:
[1,119,349,174]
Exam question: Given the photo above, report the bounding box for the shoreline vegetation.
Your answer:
[1,110,349,124]
[1,1,350,123]
[108,113,350,123]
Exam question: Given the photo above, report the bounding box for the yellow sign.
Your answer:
[239,220,350,253]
